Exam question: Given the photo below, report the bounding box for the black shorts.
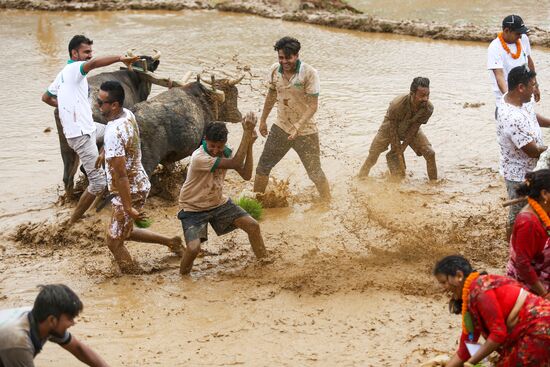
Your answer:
[177,199,248,243]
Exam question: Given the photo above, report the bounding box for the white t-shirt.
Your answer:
[487,34,531,103]
[104,108,150,195]
[496,95,543,182]
[47,60,95,139]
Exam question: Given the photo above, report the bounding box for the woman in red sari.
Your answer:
[507,169,550,298]
[433,255,550,367]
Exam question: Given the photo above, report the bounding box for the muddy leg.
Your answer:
[358,152,380,178]
[424,150,438,181]
[129,228,183,255]
[233,215,266,258]
[106,236,138,273]
[253,174,269,193]
[180,239,201,275]
[70,190,96,224]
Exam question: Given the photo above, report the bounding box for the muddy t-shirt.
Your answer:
[496,96,543,182]
[104,108,151,195]
[267,60,320,136]
[378,94,434,138]
[178,141,233,212]
[0,307,71,367]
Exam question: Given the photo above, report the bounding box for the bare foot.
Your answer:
[167,236,184,256]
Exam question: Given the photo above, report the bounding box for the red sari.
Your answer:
[507,212,550,291]
[456,274,550,366]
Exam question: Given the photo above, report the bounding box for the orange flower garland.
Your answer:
[498,32,522,59]
[527,197,550,233]
[462,271,480,336]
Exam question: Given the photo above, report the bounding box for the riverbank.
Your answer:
[2,0,550,47]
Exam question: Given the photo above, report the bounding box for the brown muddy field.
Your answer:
[1,3,548,367]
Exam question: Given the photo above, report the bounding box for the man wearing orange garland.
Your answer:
[488,15,540,117]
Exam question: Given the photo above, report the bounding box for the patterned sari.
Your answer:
[467,275,550,366]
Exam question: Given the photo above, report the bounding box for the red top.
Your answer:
[507,211,549,285]
[456,282,521,360]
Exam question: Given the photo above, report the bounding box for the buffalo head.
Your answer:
[127,49,161,72]
[200,75,244,123]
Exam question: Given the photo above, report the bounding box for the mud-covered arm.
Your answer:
[235,131,256,181]
[492,68,508,95]
[536,113,550,127]
[108,156,143,221]
[61,335,110,367]
[82,55,139,75]
[217,113,256,170]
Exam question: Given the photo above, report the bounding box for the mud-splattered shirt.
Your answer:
[104,108,150,195]
[267,60,320,136]
[377,93,434,139]
[0,307,71,367]
[178,141,233,212]
[496,96,543,182]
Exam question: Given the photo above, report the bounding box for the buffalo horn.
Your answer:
[228,74,245,86]
[152,49,161,61]
[126,48,137,58]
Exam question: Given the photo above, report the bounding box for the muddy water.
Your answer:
[1,8,550,366]
[348,0,550,29]
[2,9,550,221]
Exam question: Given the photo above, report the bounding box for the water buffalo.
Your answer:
[54,52,161,196]
[133,76,244,177]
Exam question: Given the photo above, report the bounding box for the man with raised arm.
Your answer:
[177,113,266,275]
[41,35,139,224]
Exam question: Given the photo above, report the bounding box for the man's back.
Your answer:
[0,308,37,367]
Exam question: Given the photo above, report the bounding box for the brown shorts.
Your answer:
[108,191,148,240]
[369,127,434,157]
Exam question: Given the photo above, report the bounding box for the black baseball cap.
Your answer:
[502,15,529,34]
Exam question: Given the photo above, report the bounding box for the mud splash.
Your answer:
[2,0,550,47]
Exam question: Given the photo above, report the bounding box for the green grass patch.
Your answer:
[235,196,263,221]
[134,218,153,228]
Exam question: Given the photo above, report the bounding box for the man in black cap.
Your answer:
[488,15,540,114]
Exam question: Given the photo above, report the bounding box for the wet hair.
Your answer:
[508,65,536,91]
[100,80,125,106]
[204,122,228,142]
[68,35,93,57]
[31,284,83,323]
[433,255,473,315]
[410,77,430,93]
[274,37,301,58]
[516,169,550,199]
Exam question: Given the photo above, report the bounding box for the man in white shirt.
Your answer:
[41,35,138,224]
[0,284,109,367]
[496,66,550,237]
[488,15,540,117]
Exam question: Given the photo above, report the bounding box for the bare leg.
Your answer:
[70,190,96,224]
[129,228,183,255]
[233,215,266,258]
[106,236,140,273]
[253,174,269,193]
[180,239,201,275]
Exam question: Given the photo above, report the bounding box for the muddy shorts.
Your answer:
[108,190,148,240]
[369,127,434,157]
[256,124,327,185]
[177,199,248,244]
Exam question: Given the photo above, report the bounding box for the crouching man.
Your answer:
[98,81,182,273]
[0,284,109,367]
[177,113,267,275]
